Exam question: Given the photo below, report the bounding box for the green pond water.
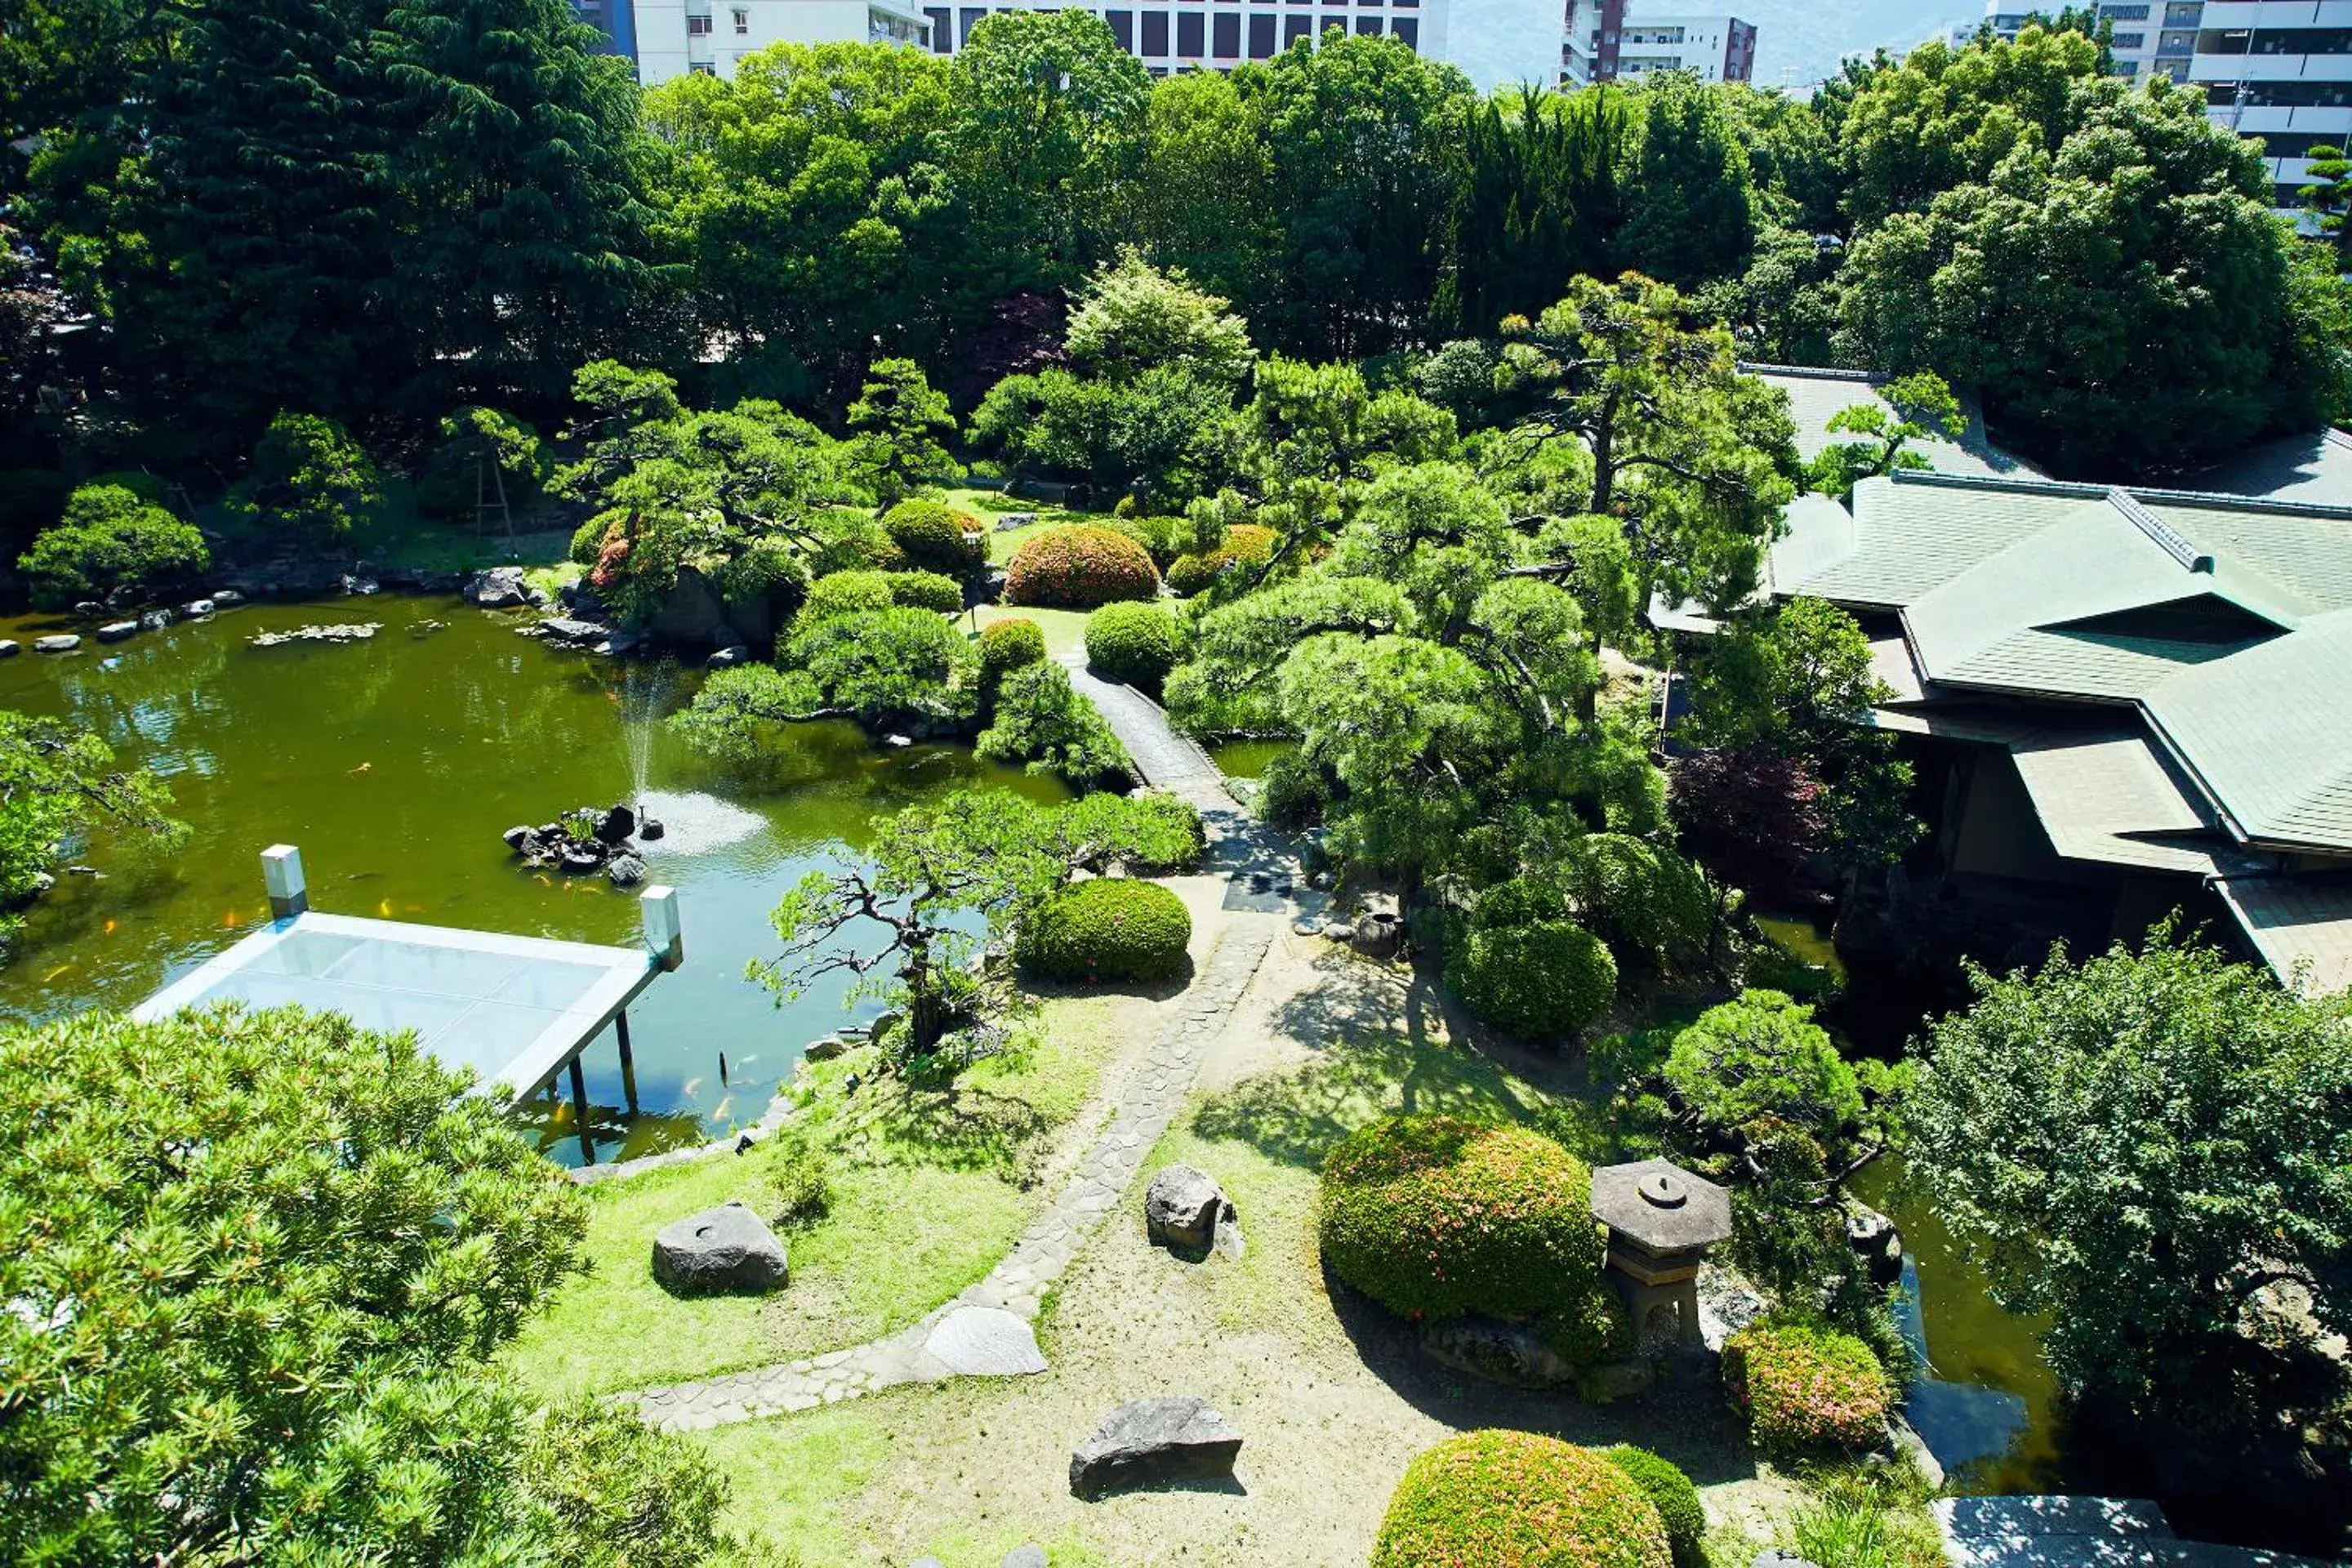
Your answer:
[1208,738,1294,779]
[1753,913,2065,1495]
[0,594,1066,1165]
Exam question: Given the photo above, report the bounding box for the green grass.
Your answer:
[1783,1464,1947,1568]
[930,484,1117,568]
[973,604,1091,662]
[504,996,1127,1401]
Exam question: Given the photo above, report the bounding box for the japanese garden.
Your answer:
[2,8,2349,1567]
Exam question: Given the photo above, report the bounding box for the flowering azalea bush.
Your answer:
[1372,1430,1670,1568]
[1318,1115,1604,1325]
[1003,524,1160,608]
[1722,1320,1891,1454]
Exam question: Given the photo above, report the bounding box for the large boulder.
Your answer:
[652,563,729,646]
[468,565,529,608]
[1419,1315,1579,1390]
[650,1200,788,1294]
[33,635,78,654]
[1067,1396,1241,1497]
[1144,1164,1232,1253]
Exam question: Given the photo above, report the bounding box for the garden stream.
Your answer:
[0,593,1066,1166]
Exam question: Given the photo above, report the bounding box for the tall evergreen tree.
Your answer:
[1442,86,1628,335]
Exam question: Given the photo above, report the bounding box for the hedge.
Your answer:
[1003,525,1160,609]
[799,570,897,624]
[1373,1431,1672,1568]
[1446,920,1616,1042]
[1084,600,1180,690]
[1319,1115,1604,1325]
[1722,1321,1892,1455]
[1602,1447,1706,1568]
[1166,523,1276,596]
[1017,878,1191,983]
[881,498,985,577]
[886,569,964,614]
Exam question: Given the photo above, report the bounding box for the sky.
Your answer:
[1733,0,1983,87]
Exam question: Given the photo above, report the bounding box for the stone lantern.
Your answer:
[1590,1158,1733,1348]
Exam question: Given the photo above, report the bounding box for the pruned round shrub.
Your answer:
[1003,524,1159,609]
[1373,1430,1672,1568]
[881,498,985,577]
[1561,833,1713,973]
[978,617,1046,693]
[806,511,905,575]
[886,569,964,614]
[800,569,897,624]
[1085,600,1180,690]
[1541,1279,1635,1370]
[19,483,210,610]
[1447,920,1616,1041]
[1166,523,1276,596]
[1602,1447,1706,1568]
[1722,1321,1892,1455]
[1319,1115,1603,1324]
[1017,877,1191,983]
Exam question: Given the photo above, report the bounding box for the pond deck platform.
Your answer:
[133,845,682,1159]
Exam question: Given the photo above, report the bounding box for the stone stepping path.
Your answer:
[625,919,1277,1432]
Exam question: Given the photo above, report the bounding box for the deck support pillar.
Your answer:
[568,1056,592,1165]
[616,1009,639,1114]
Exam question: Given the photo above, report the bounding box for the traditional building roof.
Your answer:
[1742,363,2043,482]
[1769,466,2352,991]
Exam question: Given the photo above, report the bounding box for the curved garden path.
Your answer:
[626,663,1309,1433]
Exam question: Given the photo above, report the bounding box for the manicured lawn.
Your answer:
[973,604,1092,662]
[503,995,1129,1401]
[933,485,1117,567]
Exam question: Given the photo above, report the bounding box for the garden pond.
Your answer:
[0,593,1066,1166]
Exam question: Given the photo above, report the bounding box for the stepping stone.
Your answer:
[923,1305,1047,1376]
[1003,1548,1048,1568]
[33,635,80,653]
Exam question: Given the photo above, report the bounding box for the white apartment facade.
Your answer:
[631,0,932,82]
[1561,0,1757,85]
[2190,1,2352,208]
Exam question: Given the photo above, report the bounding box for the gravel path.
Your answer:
[623,665,1299,1433]
[625,920,1276,1432]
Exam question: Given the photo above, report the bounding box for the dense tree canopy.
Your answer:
[1909,930,2352,1415]
[0,1004,751,1566]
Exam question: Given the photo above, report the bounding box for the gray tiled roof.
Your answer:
[1745,364,2045,479]
[1774,469,2352,855]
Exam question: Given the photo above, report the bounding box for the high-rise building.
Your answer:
[622,0,1744,95]
[632,0,933,83]
[1561,0,1756,85]
[2191,2,2352,211]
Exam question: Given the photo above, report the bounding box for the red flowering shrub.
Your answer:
[1722,1321,1891,1454]
[1166,523,1277,596]
[1003,524,1160,608]
[1372,1430,1671,1568]
[590,527,630,590]
[1318,1115,1603,1325]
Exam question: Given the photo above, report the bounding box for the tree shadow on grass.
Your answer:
[853,1078,1054,1183]
[1320,1263,1763,1488]
[1192,954,1617,1171]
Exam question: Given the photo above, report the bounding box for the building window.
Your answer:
[1283,11,1311,44]
[1248,11,1276,54]
[2111,29,2142,47]
[733,6,748,29]
[1355,12,1379,30]
[2100,2,2149,15]
[924,5,951,49]
[687,13,712,33]
[1142,9,1169,51]
[2162,0,2200,23]
[2156,27,2194,53]
[689,59,716,71]
[1107,8,1133,46]
[1178,11,1205,54]
[2114,56,2139,74]
[1391,13,1415,45]
[1213,10,1240,51]
[960,5,985,42]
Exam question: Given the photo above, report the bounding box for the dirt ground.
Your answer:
[697,923,1807,1567]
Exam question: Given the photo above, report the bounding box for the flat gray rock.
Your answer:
[1002,1548,1048,1568]
[33,635,80,653]
[1068,1396,1241,1497]
[96,620,139,643]
[924,1305,1047,1377]
[651,1200,787,1294]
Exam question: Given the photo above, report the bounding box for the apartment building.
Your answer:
[1561,0,1757,84]
[1948,0,2198,82]
[2191,2,2352,209]
[630,0,933,82]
